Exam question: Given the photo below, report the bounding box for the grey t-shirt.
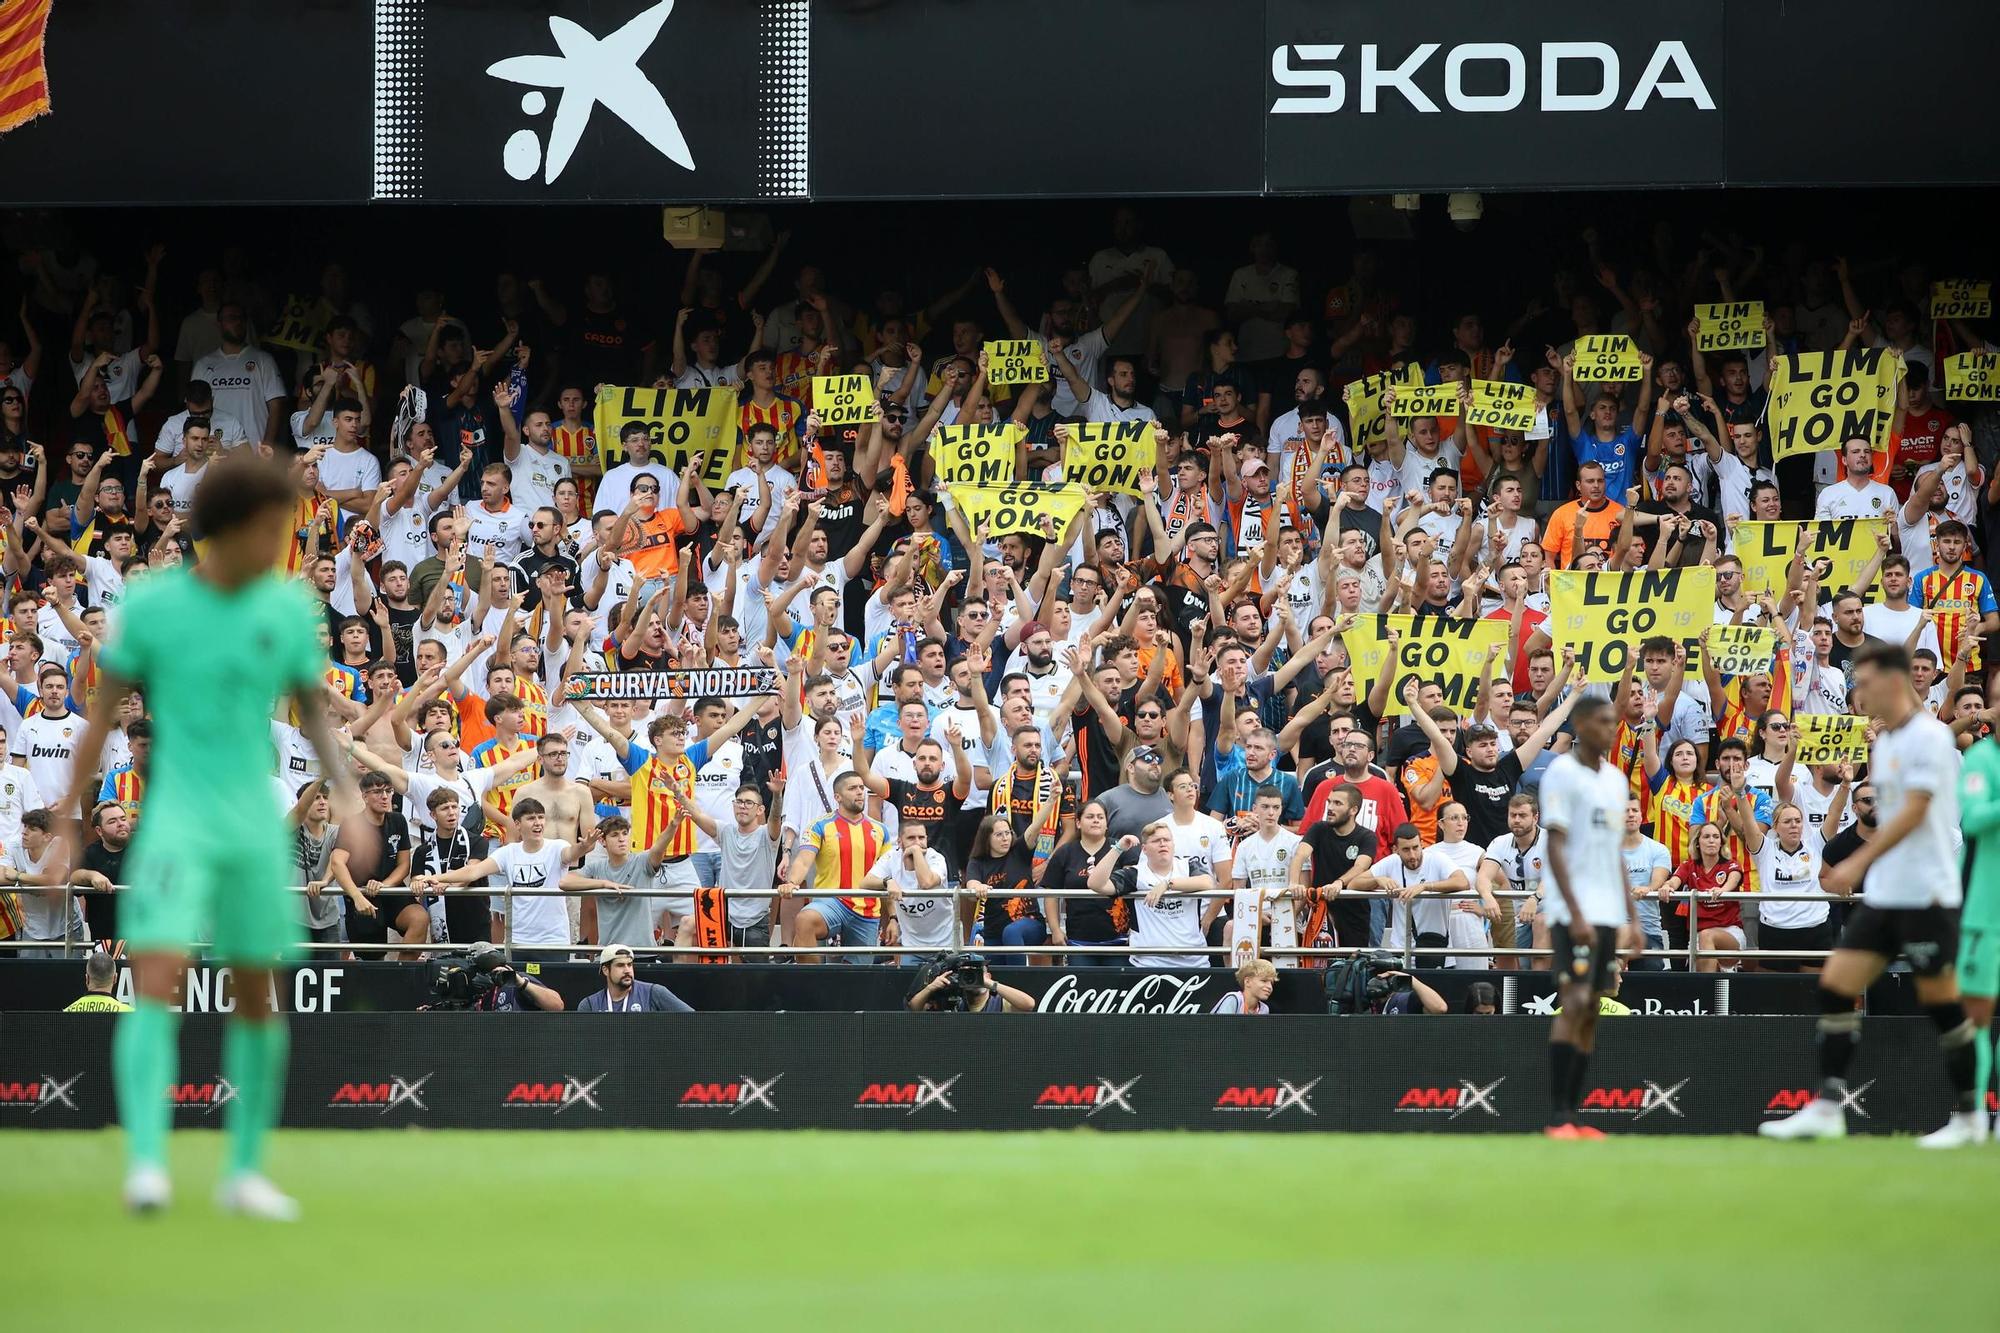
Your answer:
[1096,784,1173,844]
[583,851,661,948]
[8,837,79,943]
[716,823,780,928]
[296,822,342,930]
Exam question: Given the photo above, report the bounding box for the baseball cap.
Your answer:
[1018,619,1050,642]
[1241,455,1268,476]
[597,944,634,966]
[1132,745,1163,764]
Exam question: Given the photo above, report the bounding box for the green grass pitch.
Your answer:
[6,1130,1998,1329]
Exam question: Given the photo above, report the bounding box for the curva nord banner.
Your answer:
[0,1012,1964,1134]
[0,2,1994,203]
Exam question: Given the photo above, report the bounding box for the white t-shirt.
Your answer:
[1378,845,1465,947]
[595,461,672,519]
[0,765,45,845]
[930,706,988,811]
[725,464,799,541]
[1914,459,1980,527]
[1814,479,1898,520]
[290,408,335,452]
[1108,854,1207,968]
[158,460,210,517]
[1170,812,1230,884]
[491,839,573,946]
[71,349,143,405]
[1231,827,1302,947]
[463,501,526,567]
[270,719,322,791]
[1863,711,1961,908]
[871,845,953,949]
[1480,831,1549,907]
[689,735,744,855]
[1861,601,1939,658]
[1046,327,1107,418]
[1536,753,1629,926]
[155,407,251,457]
[17,711,82,816]
[1753,835,1828,929]
[404,767,499,835]
[189,345,285,442]
[508,442,572,515]
[318,444,383,496]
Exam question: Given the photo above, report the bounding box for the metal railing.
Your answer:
[1,882,1849,973]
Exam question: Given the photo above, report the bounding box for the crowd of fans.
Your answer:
[0,207,1995,972]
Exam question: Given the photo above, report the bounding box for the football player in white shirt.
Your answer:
[1764,640,1985,1147]
[1538,693,1645,1138]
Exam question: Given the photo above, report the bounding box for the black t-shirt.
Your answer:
[738,715,783,788]
[414,828,492,945]
[884,777,964,861]
[1041,837,1124,942]
[812,477,867,556]
[966,844,1037,940]
[1380,721,1430,776]
[1636,500,1724,566]
[569,306,652,387]
[511,549,583,613]
[80,840,125,943]
[1072,686,1137,801]
[1301,823,1376,949]
[1452,751,1524,847]
[346,810,412,885]
[383,602,421,683]
[1821,824,1868,870]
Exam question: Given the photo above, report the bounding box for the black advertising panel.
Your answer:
[1262,0,1728,193]
[1722,4,2000,187]
[0,1013,1962,1133]
[388,0,797,203]
[0,959,1929,1016]
[806,0,1266,200]
[0,1,373,204]
[0,2,1995,203]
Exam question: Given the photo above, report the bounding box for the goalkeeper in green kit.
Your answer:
[1956,731,2000,1134]
[61,454,373,1220]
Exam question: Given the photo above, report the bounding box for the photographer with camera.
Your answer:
[905,951,1037,1013]
[578,945,694,1013]
[1324,949,1448,1014]
[426,940,566,1011]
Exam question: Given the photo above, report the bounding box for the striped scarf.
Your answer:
[1002,761,1062,869]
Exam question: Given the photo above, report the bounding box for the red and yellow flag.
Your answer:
[0,0,53,135]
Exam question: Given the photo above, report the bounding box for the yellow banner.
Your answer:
[1465,379,1537,433]
[947,481,1088,540]
[1694,301,1765,353]
[268,293,330,353]
[932,423,1019,488]
[1733,518,1887,601]
[592,384,737,478]
[1391,383,1461,420]
[984,339,1048,385]
[1342,363,1425,458]
[1793,713,1868,766]
[1063,421,1157,497]
[1930,280,1992,321]
[1704,624,1779,678]
[1942,352,2000,402]
[1547,567,1717,681]
[810,374,876,427]
[1767,348,1900,461]
[1338,614,1511,716]
[1571,334,1643,383]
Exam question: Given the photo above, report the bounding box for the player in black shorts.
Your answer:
[1762,642,1985,1147]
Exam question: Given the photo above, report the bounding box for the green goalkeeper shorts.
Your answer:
[118,829,300,965]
